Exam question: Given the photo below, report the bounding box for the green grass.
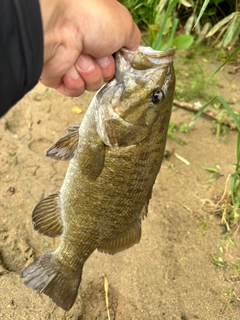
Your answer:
[167,121,187,146]
[203,165,222,184]
[174,53,218,101]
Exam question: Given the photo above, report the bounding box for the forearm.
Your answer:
[0,0,43,116]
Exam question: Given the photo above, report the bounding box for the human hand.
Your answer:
[39,0,141,97]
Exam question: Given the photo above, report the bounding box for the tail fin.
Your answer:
[20,251,82,311]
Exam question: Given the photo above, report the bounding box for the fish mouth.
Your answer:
[128,46,175,57]
[120,46,175,68]
[115,46,175,83]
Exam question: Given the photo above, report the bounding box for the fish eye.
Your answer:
[150,89,164,104]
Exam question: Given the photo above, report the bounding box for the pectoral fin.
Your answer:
[105,118,148,147]
[78,136,105,180]
[32,192,63,237]
[98,219,141,255]
[65,124,80,134]
[46,125,80,161]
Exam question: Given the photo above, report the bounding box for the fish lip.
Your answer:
[120,46,175,66]
[115,46,175,83]
[121,46,175,57]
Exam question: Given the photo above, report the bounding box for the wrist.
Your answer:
[39,0,83,65]
[38,0,64,63]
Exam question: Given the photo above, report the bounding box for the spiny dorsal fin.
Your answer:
[46,125,80,161]
[140,187,153,219]
[140,202,148,219]
[97,219,141,255]
[32,192,63,238]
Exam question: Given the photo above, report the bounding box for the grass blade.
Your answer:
[237,130,240,170]
[189,96,218,127]
[193,0,210,29]
[218,96,240,131]
[210,46,240,78]
[167,18,179,48]
[206,12,238,37]
[158,0,171,14]
[161,18,179,50]
[222,15,240,47]
[153,0,179,50]
[179,0,192,7]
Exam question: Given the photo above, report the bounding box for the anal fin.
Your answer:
[46,125,80,161]
[32,192,63,237]
[98,219,141,255]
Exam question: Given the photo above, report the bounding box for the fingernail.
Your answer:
[96,56,110,68]
[69,67,79,80]
[77,55,95,72]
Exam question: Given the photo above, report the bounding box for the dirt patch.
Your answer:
[0,56,240,319]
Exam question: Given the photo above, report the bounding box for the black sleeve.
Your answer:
[0,0,43,117]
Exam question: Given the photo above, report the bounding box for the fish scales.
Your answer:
[21,46,175,311]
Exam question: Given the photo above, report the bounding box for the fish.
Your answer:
[20,46,176,311]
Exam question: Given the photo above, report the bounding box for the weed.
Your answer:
[221,288,235,309]
[206,11,240,48]
[190,47,240,229]
[230,263,240,274]
[203,165,222,184]
[209,102,232,137]
[153,0,194,50]
[197,220,213,235]
[168,122,177,139]
[174,55,218,101]
[212,256,225,267]
[227,237,236,247]
[167,122,187,145]
[8,151,18,165]
[179,123,189,133]
[120,0,194,50]
[199,220,213,229]
[212,252,240,277]
[9,151,16,157]
[121,0,237,49]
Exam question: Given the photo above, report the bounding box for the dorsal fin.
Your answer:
[140,187,153,219]
[32,192,63,238]
[46,125,80,161]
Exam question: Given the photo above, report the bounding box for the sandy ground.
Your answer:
[0,53,240,320]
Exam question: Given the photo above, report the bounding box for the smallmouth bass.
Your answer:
[21,46,175,311]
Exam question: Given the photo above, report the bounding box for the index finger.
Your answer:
[123,22,141,52]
